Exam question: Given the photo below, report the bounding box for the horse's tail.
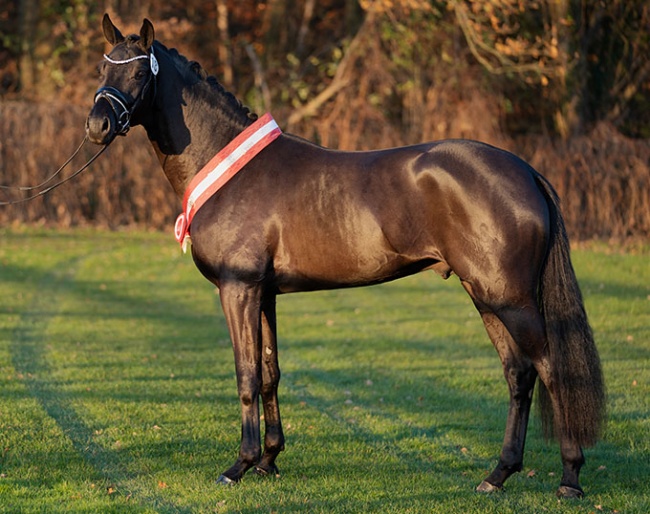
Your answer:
[534,172,605,446]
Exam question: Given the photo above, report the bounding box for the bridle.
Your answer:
[93,48,159,136]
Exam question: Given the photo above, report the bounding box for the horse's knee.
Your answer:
[262,352,281,386]
[238,379,261,407]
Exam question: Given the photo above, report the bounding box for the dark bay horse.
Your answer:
[86,15,605,497]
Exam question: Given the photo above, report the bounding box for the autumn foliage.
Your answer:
[0,0,648,240]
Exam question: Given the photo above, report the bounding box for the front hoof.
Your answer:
[216,474,237,487]
[254,464,280,478]
[556,485,584,499]
[476,480,503,494]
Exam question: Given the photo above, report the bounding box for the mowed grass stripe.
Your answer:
[6,240,195,512]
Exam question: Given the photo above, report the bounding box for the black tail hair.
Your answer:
[534,173,606,446]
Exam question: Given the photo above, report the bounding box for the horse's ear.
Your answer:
[140,19,155,51]
[102,13,124,46]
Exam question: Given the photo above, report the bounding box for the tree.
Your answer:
[452,0,650,137]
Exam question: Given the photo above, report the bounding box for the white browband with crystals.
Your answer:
[103,54,148,65]
[103,50,159,76]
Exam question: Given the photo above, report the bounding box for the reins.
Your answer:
[0,136,109,205]
[0,135,88,192]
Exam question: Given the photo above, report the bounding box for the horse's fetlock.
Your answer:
[239,448,261,467]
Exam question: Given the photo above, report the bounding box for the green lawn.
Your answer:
[0,228,648,513]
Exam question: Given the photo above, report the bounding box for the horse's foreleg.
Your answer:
[217,281,264,485]
[475,310,538,493]
[254,294,285,477]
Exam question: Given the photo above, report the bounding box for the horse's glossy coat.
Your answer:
[86,15,605,496]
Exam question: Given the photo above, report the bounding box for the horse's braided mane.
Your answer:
[152,40,258,123]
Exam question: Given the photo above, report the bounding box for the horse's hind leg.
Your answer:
[254,294,285,477]
[473,308,538,492]
[533,354,586,498]
[494,305,587,497]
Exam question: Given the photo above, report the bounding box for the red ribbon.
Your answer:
[174,113,282,252]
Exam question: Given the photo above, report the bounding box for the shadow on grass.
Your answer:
[7,254,222,513]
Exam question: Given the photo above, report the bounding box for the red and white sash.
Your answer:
[174,113,282,252]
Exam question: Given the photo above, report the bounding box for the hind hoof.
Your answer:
[254,464,280,478]
[556,485,584,498]
[476,480,502,493]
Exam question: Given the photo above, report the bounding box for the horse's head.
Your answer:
[86,14,158,145]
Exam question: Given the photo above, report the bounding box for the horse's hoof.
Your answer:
[556,485,584,499]
[216,474,237,486]
[254,464,280,478]
[476,480,502,493]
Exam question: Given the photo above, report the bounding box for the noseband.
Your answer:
[93,50,159,135]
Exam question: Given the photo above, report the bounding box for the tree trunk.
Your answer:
[296,0,315,56]
[17,0,39,96]
[215,0,233,87]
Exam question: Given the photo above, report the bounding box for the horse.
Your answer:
[86,15,605,498]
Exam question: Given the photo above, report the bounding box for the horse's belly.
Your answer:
[272,215,435,292]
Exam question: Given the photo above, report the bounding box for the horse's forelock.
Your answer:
[106,34,146,61]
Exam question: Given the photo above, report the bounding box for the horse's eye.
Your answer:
[135,70,147,81]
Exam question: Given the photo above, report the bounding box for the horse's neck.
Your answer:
[146,69,252,198]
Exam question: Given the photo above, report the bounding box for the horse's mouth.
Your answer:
[86,111,117,145]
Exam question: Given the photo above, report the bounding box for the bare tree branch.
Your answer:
[287,12,376,128]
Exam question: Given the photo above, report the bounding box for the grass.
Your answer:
[0,227,648,513]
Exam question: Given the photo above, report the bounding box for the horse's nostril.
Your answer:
[101,117,110,133]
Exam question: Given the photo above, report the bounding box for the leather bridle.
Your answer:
[93,49,159,135]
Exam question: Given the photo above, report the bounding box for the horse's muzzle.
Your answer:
[86,86,134,145]
[86,100,118,145]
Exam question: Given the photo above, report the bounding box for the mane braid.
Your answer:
[153,41,258,127]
